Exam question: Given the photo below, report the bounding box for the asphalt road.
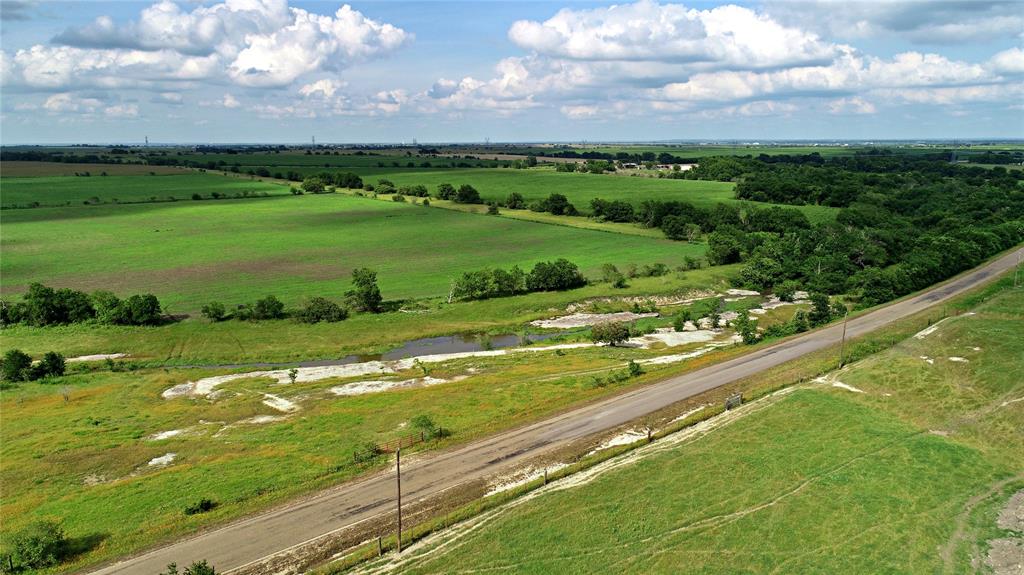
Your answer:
[87,248,1022,575]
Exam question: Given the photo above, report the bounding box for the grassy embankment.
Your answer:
[349,279,1024,575]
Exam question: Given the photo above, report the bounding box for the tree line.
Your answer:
[450,259,586,301]
[1,283,163,327]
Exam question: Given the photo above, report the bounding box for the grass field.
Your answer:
[367,284,1024,575]
[0,173,287,207]
[232,167,837,223]
[0,192,701,312]
[172,151,509,169]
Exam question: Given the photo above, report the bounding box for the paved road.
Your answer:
[88,248,1022,575]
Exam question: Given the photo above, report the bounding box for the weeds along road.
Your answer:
[86,247,1023,575]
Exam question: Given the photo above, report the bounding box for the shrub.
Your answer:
[201,302,226,322]
[297,297,348,323]
[454,184,482,204]
[6,520,67,570]
[601,264,627,288]
[32,351,66,380]
[253,295,285,320]
[628,360,643,377]
[505,192,526,209]
[435,183,456,200]
[1,349,33,382]
[486,201,500,215]
[159,560,217,575]
[590,321,631,346]
[184,498,217,516]
[392,194,406,202]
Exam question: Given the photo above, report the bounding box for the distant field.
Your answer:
[343,168,839,223]
[0,173,286,207]
[0,161,187,177]
[377,286,1024,575]
[171,152,508,169]
[0,193,700,311]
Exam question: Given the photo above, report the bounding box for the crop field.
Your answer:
[169,151,510,169]
[0,161,188,177]
[0,173,287,207]
[0,192,700,312]
[366,285,1024,574]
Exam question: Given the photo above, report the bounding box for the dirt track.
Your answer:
[84,247,1023,575]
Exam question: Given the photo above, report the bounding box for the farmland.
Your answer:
[0,191,701,312]
[1,173,287,208]
[356,282,1024,575]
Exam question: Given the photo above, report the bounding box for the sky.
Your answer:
[0,0,1022,144]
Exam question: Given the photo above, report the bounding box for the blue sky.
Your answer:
[1,0,1022,143]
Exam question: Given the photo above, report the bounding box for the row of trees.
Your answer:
[201,268,382,323]
[1,349,65,383]
[450,259,586,301]
[1,284,162,327]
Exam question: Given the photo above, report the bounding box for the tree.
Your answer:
[673,310,692,332]
[540,193,574,215]
[435,183,456,200]
[734,310,759,344]
[791,309,810,333]
[253,295,285,320]
[776,281,800,302]
[1,349,33,382]
[505,192,526,209]
[454,184,482,204]
[122,294,162,325]
[347,268,383,312]
[92,291,125,324]
[706,229,743,265]
[7,520,67,570]
[590,321,631,346]
[160,561,217,575]
[201,302,226,322]
[410,414,437,437]
[32,351,66,380]
[601,264,627,288]
[526,259,586,292]
[297,297,348,323]
[301,176,325,194]
[486,201,500,215]
[808,292,833,326]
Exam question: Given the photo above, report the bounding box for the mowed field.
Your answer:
[1,173,287,207]
[0,192,700,312]
[368,284,1024,575]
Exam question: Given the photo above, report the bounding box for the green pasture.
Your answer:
[380,286,1024,575]
[0,173,287,208]
[0,193,702,312]
[260,167,837,223]
[171,152,508,169]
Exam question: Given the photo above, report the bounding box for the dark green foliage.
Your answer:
[184,498,217,515]
[1,349,33,382]
[590,321,631,346]
[673,310,691,332]
[454,184,482,204]
[347,268,383,313]
[707,228,744,265]
[486,201,500,215]
[539,193,576,216]
[451,266,527,300]
[201,302,226,322]
[159,561,217,575]
[776,281,800,302]
[526,259,587,292]
[297,297,348,323]
[122,294,162,325]
[505,192,526,209]
[809,293,834,326]
[590,198,635,222]
[300,177,325,194]
[31,351,66,380]
[435,183,456,200]
[253,295,285,320]
[5,520,67,570]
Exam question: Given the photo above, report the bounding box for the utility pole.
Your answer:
[395,448,403,553]
[838,307,850,368]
